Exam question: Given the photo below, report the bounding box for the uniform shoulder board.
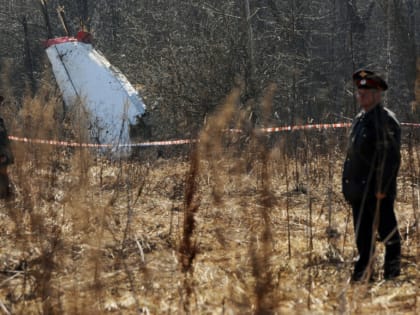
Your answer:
[383,107,400,128]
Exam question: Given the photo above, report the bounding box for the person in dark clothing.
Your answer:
[342,69,401,282]
[0,95,14,199]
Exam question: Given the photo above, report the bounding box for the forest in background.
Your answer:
[0,2,419,314]
[0,0,419,141]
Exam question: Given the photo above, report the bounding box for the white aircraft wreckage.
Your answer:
[44,31,146,156]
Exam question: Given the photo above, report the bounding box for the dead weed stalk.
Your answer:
[249,84,278,314]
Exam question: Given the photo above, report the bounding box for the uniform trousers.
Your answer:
[351,195,401,274]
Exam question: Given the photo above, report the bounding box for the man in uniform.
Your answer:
[0,95,14,199]
[342,70,401,281]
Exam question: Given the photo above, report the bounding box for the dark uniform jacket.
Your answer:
[0,117,13,166]
[342,104,401,204]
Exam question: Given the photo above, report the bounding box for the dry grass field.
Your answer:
[0,88,418,314]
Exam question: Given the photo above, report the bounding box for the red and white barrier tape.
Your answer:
[401,122,420,128]
[129,139,198,147]
[7,135,197,148]
[259,122,352,133]
[8,136,112,148]
[8,122,420,148]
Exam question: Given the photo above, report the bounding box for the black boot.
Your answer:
[352,260,375,283]
[0,172,10,199]
[384,260,400,280]
[352,269,375,282]
[384,242,401,280]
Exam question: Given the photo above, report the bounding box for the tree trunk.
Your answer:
[21,15,36,95]
[243,0,256,101]
[39,0,53,39]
